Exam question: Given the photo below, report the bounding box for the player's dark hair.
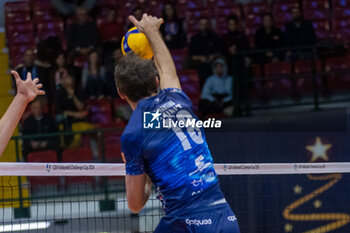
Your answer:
[114,53,158,102]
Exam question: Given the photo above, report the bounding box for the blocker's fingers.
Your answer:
[38,90,45,96]
[26,72,32,81]
[33,78,39,84]
[11,70,21,81]
[36,83,43,89]
[159,17,164,24]
[129,15,139,26]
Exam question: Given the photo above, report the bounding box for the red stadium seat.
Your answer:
[333,18,350,42]
[312,20,331,40]
[178,70,201,106]
[294,60,322,92]
[244,2,270,27]
[5,12,31,23]
[303,9,330,21]
[146,0,163,17]
[37,20,64,41]
[6,22,34,39]
[273,2,299,28]
[302,0,329,10]
[8,32,35,45]
[325,56,350,89]
[86,99,113,125]
[171,48,188,70]
[4,1,30,13]
[27,150,59,187]
[62,148,95,187]
[334,0,350,8]
[104,144,122,162]
[187,0,205,9]
[264,62,293,96]
[333,8,350,19]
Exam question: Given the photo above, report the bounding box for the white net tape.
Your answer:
[0,162,349,176]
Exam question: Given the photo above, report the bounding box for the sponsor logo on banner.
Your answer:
[223,164,260,171]
[294,164,326,171]
[46,164,95,172]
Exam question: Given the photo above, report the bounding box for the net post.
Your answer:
[13,137,30,219]
[98,129,116,212]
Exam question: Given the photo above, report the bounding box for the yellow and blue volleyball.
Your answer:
[121,27,153,60]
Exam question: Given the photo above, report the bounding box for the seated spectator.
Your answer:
[67,7,98,56]
[200,58,233,117]
[15,49,48,93]
[100,9,124,62]
[22,98,58,161]
[222,15,250,56]
[189,17,224,86]
[100,9,124,43]
[284,7,316,60]
[52,0,96,16]
[81,50,106,99]
[128,7,144,29]
[49,53,82,100]
[160,3,186,49]
[254,13,284,63]
[55,72,88,130]
[105,47,123,98]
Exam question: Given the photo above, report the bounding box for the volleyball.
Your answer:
[121,27,153,59]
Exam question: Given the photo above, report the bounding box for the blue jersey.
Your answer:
[121,88,225,216]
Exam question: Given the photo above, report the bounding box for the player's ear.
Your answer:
[117,87,125,100]
[155,76,160,88]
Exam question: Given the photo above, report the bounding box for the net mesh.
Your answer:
[0,163,349,233]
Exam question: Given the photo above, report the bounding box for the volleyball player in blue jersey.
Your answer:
[114,14,240,233]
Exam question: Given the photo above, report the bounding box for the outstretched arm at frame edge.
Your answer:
[0,71,45,157]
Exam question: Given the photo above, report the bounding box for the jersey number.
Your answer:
[172,109,204,151]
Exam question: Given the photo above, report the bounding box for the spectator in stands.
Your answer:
[105,47,123,98]
[200,58,233,117]
[15,49,48,93]
[52,0,96,16]
[49,52,81,99]
[100,9,124,44]
[254,13,284,63]
[22,98,58,161]
[188,17,224,86]
[160,3,186,49]
[222,15,250,56]
[55,72,87,127]
[284,7,316,60]
[81,50,106,99]
[128,7,144,29]
[100,8,124,63]
[67,7,98,56]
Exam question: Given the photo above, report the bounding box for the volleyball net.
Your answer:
[0,162,350,233]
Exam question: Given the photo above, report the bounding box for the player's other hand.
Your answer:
[11,70,45,103]
[129,14,164,34]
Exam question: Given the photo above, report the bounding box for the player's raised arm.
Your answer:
[0,71,45,157]
[129,14,181,90]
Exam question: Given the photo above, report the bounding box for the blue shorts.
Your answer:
[153,204,240,233]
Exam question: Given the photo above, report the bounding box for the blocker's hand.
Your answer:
[129,13,164,34]
[11,70,45,103]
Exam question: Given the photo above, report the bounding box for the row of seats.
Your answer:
[250,55,350,99]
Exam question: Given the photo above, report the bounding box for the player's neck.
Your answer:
[128,92,158,111]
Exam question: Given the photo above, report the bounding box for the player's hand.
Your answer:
[129,14,164,34]
[11,70,45,103]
